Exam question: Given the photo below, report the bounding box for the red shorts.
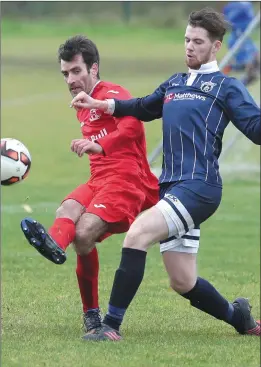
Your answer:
[63,177,159,241]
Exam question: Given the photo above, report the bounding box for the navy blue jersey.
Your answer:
[112,65,260,187]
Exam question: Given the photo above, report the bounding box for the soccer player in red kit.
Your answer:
[20,35,159,335]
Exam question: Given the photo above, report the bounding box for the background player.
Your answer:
[222,1,260,86]
[20,35,159,335]
[70,8,261,341]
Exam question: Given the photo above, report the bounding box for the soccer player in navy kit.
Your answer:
[71,8,261,341]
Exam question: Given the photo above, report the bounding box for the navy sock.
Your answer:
[103,248,147,331]
[182,277,235,324]
[104,305,127,331]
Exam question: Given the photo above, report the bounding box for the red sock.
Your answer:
[76,247,99,313]
[48,218,76,251]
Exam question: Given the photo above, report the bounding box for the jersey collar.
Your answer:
[188,60,219,74]
[89,80,101,96]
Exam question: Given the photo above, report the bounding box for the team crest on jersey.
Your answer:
[89,109,102,122]
[200,81,217,93]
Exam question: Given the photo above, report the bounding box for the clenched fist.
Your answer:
[71,139,103,157]
[70,91,108,111]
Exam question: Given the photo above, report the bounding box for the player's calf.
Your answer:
[163,252,197,294]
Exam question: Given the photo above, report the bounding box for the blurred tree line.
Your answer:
[1,1,226,27]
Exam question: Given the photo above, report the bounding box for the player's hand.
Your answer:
[70,91,108,112]
[70,139,103,157]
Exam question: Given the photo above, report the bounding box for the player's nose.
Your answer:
[186,42,193,51]
[67,73,76,85]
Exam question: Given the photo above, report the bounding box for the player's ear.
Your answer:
[213,40,222,53]
[91,63,99,77]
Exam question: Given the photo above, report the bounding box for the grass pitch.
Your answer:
[1,20,260,367]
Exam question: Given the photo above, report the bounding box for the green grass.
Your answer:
[1,20,260,367]
[2,17,186,41]
[2,183,260,367]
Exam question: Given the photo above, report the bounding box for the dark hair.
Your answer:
[188,8,231,42]
[58,35,100,78]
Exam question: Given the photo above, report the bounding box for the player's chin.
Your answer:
[186,58,201,69]
[70,88,82,97]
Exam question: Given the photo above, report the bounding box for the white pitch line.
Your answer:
[2,168,260,215]
[1,202,258,222]
[1,202,58,214]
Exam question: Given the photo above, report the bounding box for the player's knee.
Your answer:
[123,225,146,250]
[56,199,84,223]
[73,240,95,256]
[73,213,108,255]
[170,275,196,294]
[73,222,95,255]
[73,245,94,256]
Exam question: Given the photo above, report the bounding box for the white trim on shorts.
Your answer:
[155,194,194,238]
[160,228,200,254]
[155,194,200,254]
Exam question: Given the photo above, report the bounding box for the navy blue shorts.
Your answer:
[156,180,222,253]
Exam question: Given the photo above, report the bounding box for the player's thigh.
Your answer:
[123,206,169,250]
[160,225,200,260]
[155,181,220,264]
[157,180,222,239]
[56,199,85,223]
[59,183,94,222]
[162,251,197,293]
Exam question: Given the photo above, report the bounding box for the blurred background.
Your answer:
[1,3,260,366]
[1,1,229,26]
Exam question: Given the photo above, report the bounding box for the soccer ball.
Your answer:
[1,138,31,186]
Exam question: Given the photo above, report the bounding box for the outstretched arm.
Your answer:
[106,87,165,121]
[226,79,261,145]
[70,80,170,122]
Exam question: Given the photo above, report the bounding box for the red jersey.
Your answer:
[77,81,158,190]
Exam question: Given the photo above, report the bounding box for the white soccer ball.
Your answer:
[1,138,32,186]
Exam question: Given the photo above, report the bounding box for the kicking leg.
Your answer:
[20,199,84,264]
[20,183,94,264]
